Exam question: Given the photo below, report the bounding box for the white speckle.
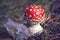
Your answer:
[36,16,38,18]
[41,11,44,13]
[33,19,35,21]
[29,15,32,17]
[37,10,39,11]
[31,6,33,8]
[30,9,32,11]
[33,9,35,12]
[35,6,38,8]
[40,9,41,11]
[38,18,40,19]
[36,19,39,21]
[36,12,39,15]
[30,5,32,6]
[34,14,36,16]
[30,19,33,21]
[40,15,41,17]
[42,9,44,12]
[42,17,43,19]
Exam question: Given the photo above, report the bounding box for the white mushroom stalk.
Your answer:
[29,24,43,35]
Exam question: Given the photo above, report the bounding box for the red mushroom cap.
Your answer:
[26,5,45,22]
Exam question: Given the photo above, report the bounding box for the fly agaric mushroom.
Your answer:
[25,5,45,35]
[26,5,45,24]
